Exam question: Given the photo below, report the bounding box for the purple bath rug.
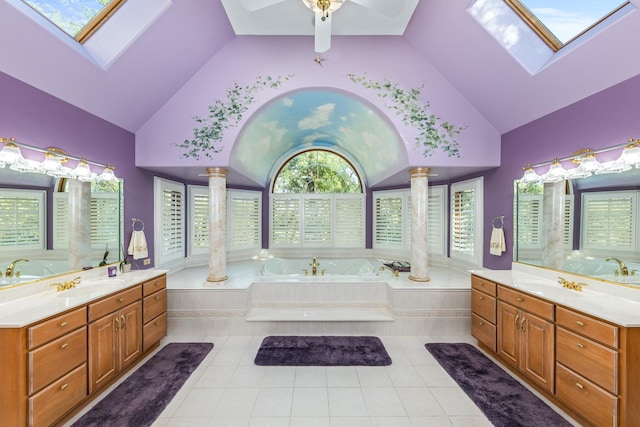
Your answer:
[72,342,213,427]
[426,343,572,427]
[255,336,392,366]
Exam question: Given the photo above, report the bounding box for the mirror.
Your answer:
[515,166,640,286]
[0,165,123,288]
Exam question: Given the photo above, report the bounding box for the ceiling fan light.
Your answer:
[302,0,345,18]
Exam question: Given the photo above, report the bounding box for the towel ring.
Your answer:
[132,217,144,231]
[492,216,504,229]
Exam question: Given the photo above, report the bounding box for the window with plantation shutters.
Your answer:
[52,192,120,250]
[271,195,301,247]
[0,189,45,252]
[228,190,262,250]
[154,177,185,266]
[373,191,405,249]
[517,194,542,250]
[303,195,332,246]
[334,195,365,248]
[563,196,574,248]
[581,191,637,252]
[188,186,209,256]
[450,178,483,266]
[428,185,447,256]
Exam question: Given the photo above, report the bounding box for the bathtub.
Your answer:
[0,259,94,287]
[260,257,377,278]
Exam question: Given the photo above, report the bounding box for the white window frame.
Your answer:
[450,177,484,267]
[0,189,46,253]
[154,177,185,268]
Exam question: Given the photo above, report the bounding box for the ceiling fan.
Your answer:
[240,0,405,53]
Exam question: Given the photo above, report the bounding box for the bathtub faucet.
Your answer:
[6,258,29,278]
[606,257,629,276]
[310,257,319,276]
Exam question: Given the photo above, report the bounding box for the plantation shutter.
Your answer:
[53,193,69,249]
[333,195,364,248]
[451,188,475,257]
[374,193,404,248]
[517,194,542,249]
[0,189,45,251]
[303,195,332,246]
[564,196,574,248]
[271,195,301,246]
[428,186,447,256]
[157,179,185,263]
[229,190,261,250]
[582,191,636,251]
[190,189,209,255]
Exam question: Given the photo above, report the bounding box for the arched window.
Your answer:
[273,150,362,194]
[270,150,365,248]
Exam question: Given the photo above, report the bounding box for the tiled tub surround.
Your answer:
[471,263,640,427]
[167,259,473,336]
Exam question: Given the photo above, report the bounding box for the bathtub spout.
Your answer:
[6,258,29,278]
[310,257,319,276]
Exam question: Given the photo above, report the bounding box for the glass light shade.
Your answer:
[520,164,540,184]
[302,0,345,16]
[39,152,70,178]
[72,158,97,182]
[617,142,640,167]
[567,152,603,179]
[540,158,567,183]
[10,158,40,173]
[0,143,24,165]
[97,165,119,182]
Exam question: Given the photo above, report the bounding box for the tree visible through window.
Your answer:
[273,150,362,194]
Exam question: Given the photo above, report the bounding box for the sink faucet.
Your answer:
[50,276,81,292]
[6,258,29,278]
[310,257,319,276]
[606,257,629,276]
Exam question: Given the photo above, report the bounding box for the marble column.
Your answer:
[207,167,228,282]
[68,179,91,270]
[541,180,566,270]
[409,167,430,282]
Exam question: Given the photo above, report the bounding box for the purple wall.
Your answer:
[0,71,156,269]
[483,73,640,270]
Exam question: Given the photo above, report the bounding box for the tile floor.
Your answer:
[66,335,580,427]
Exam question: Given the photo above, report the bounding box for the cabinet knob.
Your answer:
[479,296,484,300]
[60,343,68,350]
[575,382,584,390]
[576,343,585,349]
[517,297,523,302]
[155,296,160,300]
[576,320,585,327]
[60,321,68,327]
[60,383,68,391]
[118,297,124,302]
[154,321,160,326]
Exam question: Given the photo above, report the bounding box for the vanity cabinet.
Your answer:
[88,286,143,393]
[471,274,640,427]
[0,272,167,427]
[471,275,497,351]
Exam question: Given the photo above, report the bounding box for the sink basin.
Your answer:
[55,284,116,302]
[596,275,640,285]
[512,279,583,299]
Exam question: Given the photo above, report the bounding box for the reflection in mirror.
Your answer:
[515,166,640,286]
[0,167,123,289]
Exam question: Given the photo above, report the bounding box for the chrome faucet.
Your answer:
[6,258,29,278]
[606,257,629,276]
[310,257,319,276]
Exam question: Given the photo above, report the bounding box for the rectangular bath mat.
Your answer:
[255,336,392,366]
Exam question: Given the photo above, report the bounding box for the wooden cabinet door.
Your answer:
[521,312,555,392]
[497,301,520,369]
[119,301,142,371]
[88,314,117,393]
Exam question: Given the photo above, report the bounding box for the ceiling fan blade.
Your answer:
[240,0,287,12]
[349,0,405,18]
[314,12,332,53]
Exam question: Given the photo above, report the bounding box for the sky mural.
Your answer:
[230,89,406,188]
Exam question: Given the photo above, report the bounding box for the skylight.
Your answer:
[504,0,629,50]
[22,0,126,43]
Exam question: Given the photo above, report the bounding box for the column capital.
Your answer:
[408,167,431,178]
[206,167,227,178]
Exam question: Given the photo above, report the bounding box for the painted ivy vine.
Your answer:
[177,74,294,159]
[347,73,465,157]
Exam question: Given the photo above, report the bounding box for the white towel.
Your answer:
[489,226,506,256]
[127,230,148,260]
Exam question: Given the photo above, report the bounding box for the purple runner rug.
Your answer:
[72,342,213,427]
[426,343,572,427]
[255,336,392,366]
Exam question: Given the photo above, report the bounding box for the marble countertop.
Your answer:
[470,266,640,327]
[0,269,167,328]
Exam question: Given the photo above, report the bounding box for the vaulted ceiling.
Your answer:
[2,0,640,136]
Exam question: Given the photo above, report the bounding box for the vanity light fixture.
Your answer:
[0,137,119,182]
[520,138,640,183]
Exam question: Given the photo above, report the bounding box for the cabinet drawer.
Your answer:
[143,312,167,352]
[29,363,88,427]
[556,306,618,348]
[28,307,86,349]
[143,289,167,324]
[471,312,496,351]
[471,289,496,323]
[498,286,554,321]
[143,274,167,297]
[556,327,618,394]
[29,326,87,394]
[471,275,497,296]
[556,363,617,427]
[89,285,142,321]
